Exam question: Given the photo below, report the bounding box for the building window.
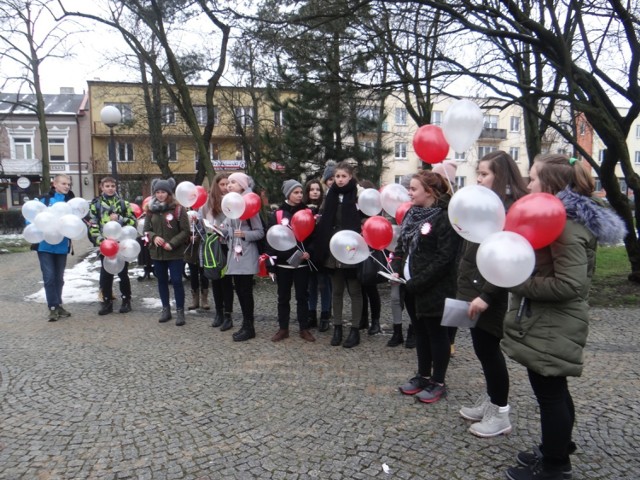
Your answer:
[598,150,605,163]
[454,151,466,160]
[454,176,465,189]
[359,107,378,121]
[510,116,520,132]
[235,106,254,127]
[394,175,404,184]
[49,138,66,162]
[274,110,285,127]
[483,115,499,129]
[509,147,520,162]
[12,137,34,159]
[635,151,640,164]
[194,105,218,125]
[363,141,376,156]
[105,102,133,123]
[619,178,627,193]
[395,142,407,160]
[395,108,407,126]
[636,124,640,139]
[162,104,176,125]
[163,142,177,162]
[431,110,443,126]
[210,143,220,161]
[116,142,134,162]
[478,146,498,158]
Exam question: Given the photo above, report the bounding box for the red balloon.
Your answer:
[192,186,208,210]
[291,209,315,242]
[257,254,270,278]
[130,203,142,219]
[413,125,449,165]
[395,201,412,225]
[504,193,567,250]
[240,192,262,220]
[100,239,119,257]
[362,216,393,251]
[142,196,152,210]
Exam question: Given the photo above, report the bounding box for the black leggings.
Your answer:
[470,327,509,406]
[361,284,381,321]
[528,369,575,466]
[211,275,234,314]
[412,312,450,384]
[231,275,254,321]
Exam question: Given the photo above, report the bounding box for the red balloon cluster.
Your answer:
[291,209,315,242]
[362,216,393,251]
[413,125,449,165]
[504,193,566,250]
[240,193,262,220]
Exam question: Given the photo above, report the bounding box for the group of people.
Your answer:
[32,150,626,480]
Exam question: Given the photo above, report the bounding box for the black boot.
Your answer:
[211,311,224,328]
[98,300,113,316]
[368,318,381,335]
[358,314,369,330]
[405,324,416,349]
[330,325,343,346]
[233,318,255,342]
[343,327,360,348]
[119,297,132,313]
[308,310,318,329]
[175,308,185,326]
[319,311,331,332]
[387,324,404,347]
[220,313,233,331]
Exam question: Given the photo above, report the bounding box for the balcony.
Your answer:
[479,128,507,140]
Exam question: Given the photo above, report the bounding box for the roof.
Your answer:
[0,93,87,116]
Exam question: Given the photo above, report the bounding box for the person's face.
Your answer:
[409,178,434,207]
[288,187,303,205]
[100,181,117,196]
[155,190,169,202]
[334,169,351,188]
[308,183,322,200]
[528,163,542,193]
[217,178,229,195]
[227,178,243,193]
[476,161,495,190]
[53,176,71,195]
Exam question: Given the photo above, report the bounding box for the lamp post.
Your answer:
[100,105,122,187]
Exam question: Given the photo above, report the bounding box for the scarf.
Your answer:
[400,205,442,256]
[148,197,175,214]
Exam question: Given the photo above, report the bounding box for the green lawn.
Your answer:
[590,245,639,307]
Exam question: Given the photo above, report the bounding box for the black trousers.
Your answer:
[528,369,575,467]
[231,275,254,322]
[412,311,450,384]
[361,284,381,321]
[276,266,310,330]
[211,275,234,314]
[100,256,131,300]
[470,327,509,406]
[188,263,209,291]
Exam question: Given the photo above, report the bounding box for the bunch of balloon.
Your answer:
[22,197,90,245]
[97,221,141,275]
[361,216,395,277]
[413,124,449,165]
[380,183,410,218]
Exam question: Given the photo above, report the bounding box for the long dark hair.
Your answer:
[303,179,324,206]
[206,172,229,217]
[478,150,528,202]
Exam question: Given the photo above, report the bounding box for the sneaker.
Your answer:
[506,461,565,480]
[415,382,447,404]
[56,306,71,317]
[469,403,512,437]
[48,307,59,322]
[460,393,490,421]
[517,447,572,480]
[399,375,431,395]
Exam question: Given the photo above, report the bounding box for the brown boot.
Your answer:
[299,329,316,342]
[271,329,290,342]
[200,288,210,310]
[187,290,199,310]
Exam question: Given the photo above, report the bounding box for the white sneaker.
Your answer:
[459,393,490,421]
[469,403,512,438]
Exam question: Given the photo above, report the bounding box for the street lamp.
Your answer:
[100,105,122,186]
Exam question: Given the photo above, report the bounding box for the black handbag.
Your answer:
[357,249,388,286]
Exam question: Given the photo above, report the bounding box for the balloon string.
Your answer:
[298,242,318,271]
[370,251,393,274]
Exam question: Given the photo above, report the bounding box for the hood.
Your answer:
[557,188,626,245]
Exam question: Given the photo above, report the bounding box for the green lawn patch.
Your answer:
[590,246,639,307]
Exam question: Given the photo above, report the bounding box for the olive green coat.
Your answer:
[143,202,190,262]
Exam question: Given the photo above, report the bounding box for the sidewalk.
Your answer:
[0,239,638,479]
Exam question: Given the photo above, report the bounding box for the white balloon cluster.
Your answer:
[22,198,90,244]
[99,221,141,274]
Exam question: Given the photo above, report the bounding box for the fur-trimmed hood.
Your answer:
[557,187,626,245]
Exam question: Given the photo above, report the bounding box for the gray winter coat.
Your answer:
[222,214,264,275]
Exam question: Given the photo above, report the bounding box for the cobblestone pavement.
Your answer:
[1,240,639,479]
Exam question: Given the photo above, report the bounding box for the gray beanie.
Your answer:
[322,160,337,183]
[152,177,176,195]
[282,179,303,199]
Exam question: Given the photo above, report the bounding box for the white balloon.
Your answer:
[221,192,245,220]
[357,188,383,217]
[266,225,297,251]
[49,201,72,218]
[23,224,45,244]
[387,224,401,253]
[67,197,90,218]
[21,200,46,222]
[43,230,64,245]
[34,211,58,233]
[59,214,87,240]
[175,181,198,207]
[118,238,141,261]
[476,231,535,288]
[380,183,410,217]
[103,221,123,240]
[120,225,139,240]
[103,255,126,275]
[448,185,505,243]
[329,230,370,265]
[442,99,484,153]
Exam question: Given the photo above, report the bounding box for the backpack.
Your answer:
[202,232,228,280]
[87,197,130,246]
[251,214,268,255]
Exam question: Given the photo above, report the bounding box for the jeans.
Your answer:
[154,259,185,309]
[38,251,67,309]
[308,270,332,314]
[470,327,509,406]
[277,266,310,329]
[100,256,131,300]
